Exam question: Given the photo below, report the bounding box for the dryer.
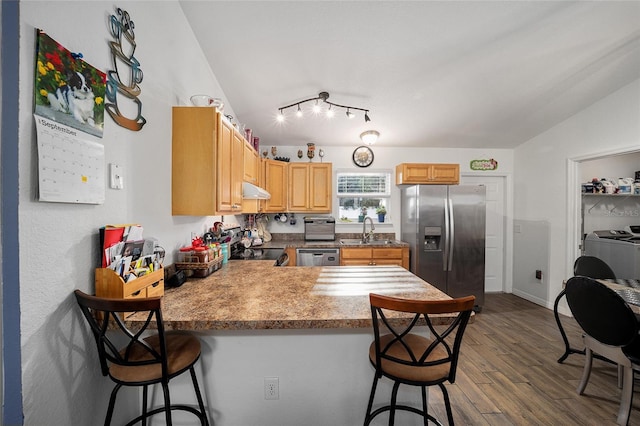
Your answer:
[584,229,640,279]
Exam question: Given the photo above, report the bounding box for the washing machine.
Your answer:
[584,229,640,279]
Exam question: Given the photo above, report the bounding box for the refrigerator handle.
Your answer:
[448,198,455,271]
[443,198,449,271]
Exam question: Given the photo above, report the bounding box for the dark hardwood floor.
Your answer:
[427,292,640,425]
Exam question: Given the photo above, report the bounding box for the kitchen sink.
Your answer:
[339,238,395,245]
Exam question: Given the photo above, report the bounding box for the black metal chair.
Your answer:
[364,293,475,426]
[555,255,616,363]
[74,290,209,426]
[565,276,640,426]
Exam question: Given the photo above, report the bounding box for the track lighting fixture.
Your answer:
[360,130,380,145]
[277,91,371,123]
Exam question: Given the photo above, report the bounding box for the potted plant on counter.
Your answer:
[376,206,387,223]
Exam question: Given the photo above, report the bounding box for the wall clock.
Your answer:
[352,146,374,168]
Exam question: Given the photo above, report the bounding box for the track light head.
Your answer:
[364,111,371,122]
[326,104,335,118]
[296,104,303,118]
[346,109,355,119]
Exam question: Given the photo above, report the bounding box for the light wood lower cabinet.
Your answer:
[340,247,409,269]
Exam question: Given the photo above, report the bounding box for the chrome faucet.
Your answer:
[362,216,375,243]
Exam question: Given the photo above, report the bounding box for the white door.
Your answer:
[461,176,506,292]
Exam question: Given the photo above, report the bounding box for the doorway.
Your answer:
[461,175,507,293]
[568,147,640,277]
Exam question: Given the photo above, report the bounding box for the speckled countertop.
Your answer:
[132,262,454,331]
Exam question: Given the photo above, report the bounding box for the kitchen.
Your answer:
[3,1,640,425]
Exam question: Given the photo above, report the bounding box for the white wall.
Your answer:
[18,2,229,424]
[513,79,640,310]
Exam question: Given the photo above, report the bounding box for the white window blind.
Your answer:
[337,172,390,196]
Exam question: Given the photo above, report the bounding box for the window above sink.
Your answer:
[336,170,391,224]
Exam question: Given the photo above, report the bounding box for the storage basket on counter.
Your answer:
[174,246,222,278]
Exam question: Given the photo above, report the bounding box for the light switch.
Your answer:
[109,163,124,189]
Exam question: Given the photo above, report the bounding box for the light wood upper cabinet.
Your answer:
[242,141,261,213]
[288,163,332,213]
[396,163,459,185]
[172,107,243,215]
[172,107,218,215]
[243,140,259,184]
[262,159,288,212]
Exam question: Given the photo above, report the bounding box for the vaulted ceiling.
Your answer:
[180,1,640,149]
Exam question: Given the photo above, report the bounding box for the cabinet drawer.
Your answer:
[146,281,164,297]
[341,248,373,259]
[372,248,403,259]
[125,288,147,299]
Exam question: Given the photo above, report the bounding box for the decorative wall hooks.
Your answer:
[105,8,146,131]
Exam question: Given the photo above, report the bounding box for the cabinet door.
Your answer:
[217,119,234,212]
[231,131,244,210]
[430,164,459,184]
[371,247,408,268]
[397,163,430,184]
[309,164,332,212]
[243,140,259,184]
[289,164,310,211]
[264,159,288,212]
[172,107,218,215]
[242,144,261,213]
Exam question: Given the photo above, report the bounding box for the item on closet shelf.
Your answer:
[618,178,634,194]
[602,179,616,194]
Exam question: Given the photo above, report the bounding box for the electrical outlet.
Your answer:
[264,377,279,400]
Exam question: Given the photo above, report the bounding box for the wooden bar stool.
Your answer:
[74,290,209,426]
[364,293,475,426]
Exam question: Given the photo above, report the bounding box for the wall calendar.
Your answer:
[35,115,105,204]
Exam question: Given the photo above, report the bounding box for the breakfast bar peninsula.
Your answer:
[130,262,458,426]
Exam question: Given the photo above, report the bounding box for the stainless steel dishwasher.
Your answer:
[296,248,340,266]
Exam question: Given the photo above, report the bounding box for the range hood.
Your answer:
[242,182,271,200]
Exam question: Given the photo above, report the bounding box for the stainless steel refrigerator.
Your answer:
[401,185,486,309]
